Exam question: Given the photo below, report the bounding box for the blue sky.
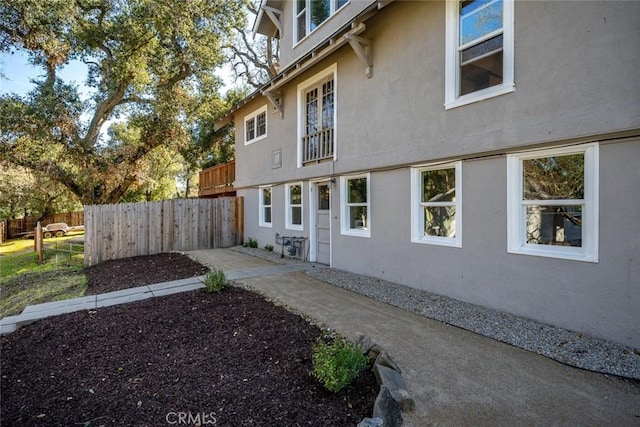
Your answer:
[0,50,235,144]
[0,50,235,98]
[0,50,91,97]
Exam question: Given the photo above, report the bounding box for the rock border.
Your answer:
[355,334,414,427]
[229,281,410,426]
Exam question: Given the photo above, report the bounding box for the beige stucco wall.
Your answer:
[240,138,640,347]
[329,139,639,348]
[238,1,640,185]
[234,1,640,347]
[278,0,378,70]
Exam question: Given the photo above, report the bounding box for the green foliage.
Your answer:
[0,236,86,317]
[264,244,273,252]
[243,238,258,248]
[311,336,370,393]
[0,162,82,219]
[0,0,246,205]
[523,154,585,199]
[202,268,228,293]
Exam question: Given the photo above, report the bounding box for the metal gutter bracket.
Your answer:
[344,33,373,78]
[263,90,283,118]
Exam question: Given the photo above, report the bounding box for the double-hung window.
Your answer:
[244,105,267,145]
[295,0,349,43]
[445,0,514,108]
[297,64,336,166]
[411,162,462,247]
[285,182,303,230]
[259,186,272,227]
[507,143,599,262]
[340,174,370,237]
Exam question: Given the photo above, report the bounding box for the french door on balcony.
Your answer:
[302,78,334,164]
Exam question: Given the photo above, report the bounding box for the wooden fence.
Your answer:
[84,197,243,266]
[4,211,85,239]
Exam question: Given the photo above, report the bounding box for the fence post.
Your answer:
[235,196,244,246]
[35,222,44,263]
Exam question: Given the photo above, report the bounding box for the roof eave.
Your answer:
[253,0,282,38]
[217,0,395,129]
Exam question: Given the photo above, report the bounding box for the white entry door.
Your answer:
[314,183,331,265]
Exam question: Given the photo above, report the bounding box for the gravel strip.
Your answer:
[231,246,640,380]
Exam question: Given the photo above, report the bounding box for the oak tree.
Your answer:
[0,0,245,205]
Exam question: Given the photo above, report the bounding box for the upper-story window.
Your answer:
[297,64,337,167]
[295,0,349,43]
[445,0,514,109]
[244,105,267,145]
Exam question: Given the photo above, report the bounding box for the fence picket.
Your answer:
[83,197,242,266]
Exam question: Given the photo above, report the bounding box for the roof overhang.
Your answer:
[216,0,395,129]
[253,0,283,38]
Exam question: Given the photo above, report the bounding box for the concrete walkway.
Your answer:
[188,249,640,426]
[2,249,639,425]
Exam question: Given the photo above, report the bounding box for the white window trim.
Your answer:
[285,182,304,231]
[244,105,268,145]
[444,0,515,110]
[293,0,350,46]
[340,173,371,238]
[259,186,273,228]
[296,63,338,168]
[507,143,599,262]
[411,161,462,248]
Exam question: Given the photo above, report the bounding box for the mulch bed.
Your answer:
[83,253,211,295]
[1,254,377,426]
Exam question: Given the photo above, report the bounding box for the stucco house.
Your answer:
[215,0,640,348]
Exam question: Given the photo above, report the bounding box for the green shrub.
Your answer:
[202,268,228,293]
[264,244,274,252]
[311,336,370,393]
[243,238,258,248]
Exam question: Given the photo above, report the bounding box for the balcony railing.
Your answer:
[198,160,235,198]
[302,128,334,164]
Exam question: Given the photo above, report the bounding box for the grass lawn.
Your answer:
[0,232,86,318]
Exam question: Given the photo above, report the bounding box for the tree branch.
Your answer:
[84,83,126,148]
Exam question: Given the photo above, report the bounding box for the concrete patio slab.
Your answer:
[224,263,316,280]
[226,271,254,280]
[188,248,274,270]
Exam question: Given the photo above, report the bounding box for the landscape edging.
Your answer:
[355,334,414,427]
